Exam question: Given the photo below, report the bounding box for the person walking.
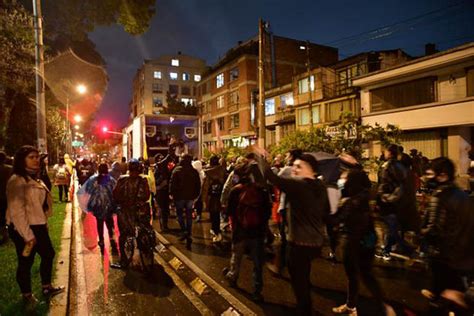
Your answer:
[191,159,205,222]
[53,157,71,202]
[253,146,329,316]
[112,159,150,269]
[421,157,474,314]
[0,151,13,244]
[169,154,201,249]
[332,168,395,316]
[6,146,64,306]
[38,153,51,191]
[202,156,226,242]
[82,163,118,256]
[376,144,410,260]
[154,154,173,231]
[224,164,271,302]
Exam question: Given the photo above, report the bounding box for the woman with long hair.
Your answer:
[6,145,64,306]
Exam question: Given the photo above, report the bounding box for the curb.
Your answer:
[48,201,72,315]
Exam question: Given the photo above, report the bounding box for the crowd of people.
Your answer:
[1,141,473,315]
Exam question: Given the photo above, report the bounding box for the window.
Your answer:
[230,113,240,128]
[216,73,224,88]
[181,86,191,95]
[169,84,179,95]
[312,106,320,124]
[202,101,211,114]
[194,75,201,82]
[153,71,162,79]
[229,90,239,105]
[336,62,368,95]
[181,98,194,106]
[152,83,163,93]
[280,93,294,108]
[298,108,310,125]
[203,121,212,134]
[169,72,178,80]
[298,76,314,94]
[467,68,474,97]
[326,100,353,121]
[265,98,275,116]
[217,117,225,131]
[182,73,190,81]
[370,77,436,112]
[153,97,162,107]
[216,95,225,109]
[171,59,179,66]
[230,67,239,81]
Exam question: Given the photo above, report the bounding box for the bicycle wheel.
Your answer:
[122,237,135,268]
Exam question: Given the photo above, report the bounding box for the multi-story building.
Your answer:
[264,50,411,146]
[124,53,208,158]
[198,36,338,151]
[353,42,474,187]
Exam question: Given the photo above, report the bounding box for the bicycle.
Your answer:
[122,219,157,273]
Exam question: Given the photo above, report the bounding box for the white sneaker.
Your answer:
[332,304,357,315]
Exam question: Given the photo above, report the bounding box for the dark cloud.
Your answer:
[90,0,474,127]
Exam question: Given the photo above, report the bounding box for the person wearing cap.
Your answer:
[252,146,329,316]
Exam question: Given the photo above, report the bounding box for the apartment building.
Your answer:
[124,53,208,158]
[198,35,338,151]
[353,42,474,186]
[264,50,411,146]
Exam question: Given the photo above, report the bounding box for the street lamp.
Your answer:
[74,114,82,123]
[65,84,87,153]
[76,84,87,95]
[74,125,80,130]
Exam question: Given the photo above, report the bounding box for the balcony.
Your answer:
[275,108,296,124]
[228,102,239,112]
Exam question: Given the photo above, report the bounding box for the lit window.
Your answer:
[217,117,225,131]
[153,71,162,79]
[230,114,240,128]
[298,78,309,94]
[265,98,275,116]
[216,73,224,88]
[153,97,163,107]
[229,91,239,105]
[194,75,201,82]
[171,59,179,66]
[298,108,310,125]
[230,67,239,81]
[280,93,294,108]
[181,98,194,106]
[310,75,315,91]
[170,72,178,80]
[182,73,190,81]
[216,95,225,109]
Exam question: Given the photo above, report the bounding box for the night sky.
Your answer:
[89,0,474,129]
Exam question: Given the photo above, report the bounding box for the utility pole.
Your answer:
[306,40,314,127]
[33,0,47,152]
[258,18,266,148]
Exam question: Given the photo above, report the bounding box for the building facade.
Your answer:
[353,42,474,186]
[198,35,338,152]
[124,54,208,158]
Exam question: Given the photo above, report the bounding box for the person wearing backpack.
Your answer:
[202,156,226,242]
[53,157,71,202]
[224,163,271,302]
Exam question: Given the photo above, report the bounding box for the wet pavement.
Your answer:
[77,209,432,315]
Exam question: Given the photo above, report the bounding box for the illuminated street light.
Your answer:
[74,114,82,123]
[102,126,108,133]
[76,84,87,95]
[74,125,80,130]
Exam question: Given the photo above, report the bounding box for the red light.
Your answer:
[102,126,108,133]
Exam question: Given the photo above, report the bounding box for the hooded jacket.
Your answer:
[169,160,201,201]
[202,165,226,205]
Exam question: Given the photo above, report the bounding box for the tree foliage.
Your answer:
[270,112,401,161]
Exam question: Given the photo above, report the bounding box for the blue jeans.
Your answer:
[228,238,264,294]
[175,200,194,237]
[382,213,409,254]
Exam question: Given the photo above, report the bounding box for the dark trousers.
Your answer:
[228,237,264,294]
[175,200,194,237]
[9,224,55,294]
[194,196,203,217]
[382,213,409,254]
[209,197,222,234]
[156,189,170,228]
[342,239,385,312]
[58,184,69,201]
[278,210,288,271]
[288,243,321,316]
[0,199,7,227]
[117,212,135,263]
[96,215,115,245]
